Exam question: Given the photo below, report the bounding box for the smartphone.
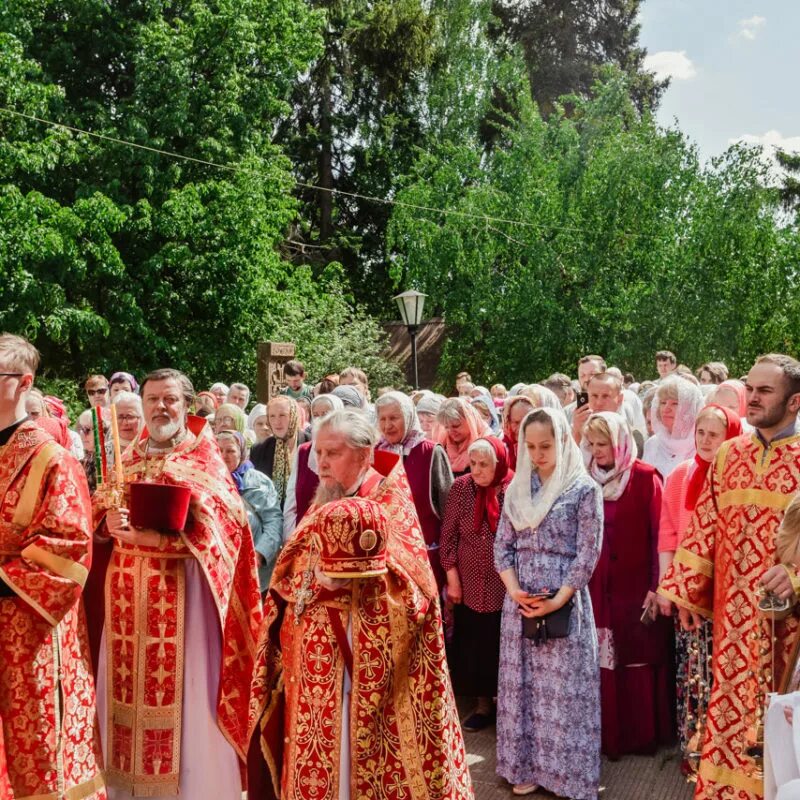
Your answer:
[576,391,589,409]
[640,605,655,626]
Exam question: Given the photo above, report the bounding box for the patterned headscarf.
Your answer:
[269,396,299,503]
[375,391,427,456]
[581,412,637,501]
[436,398,492,474]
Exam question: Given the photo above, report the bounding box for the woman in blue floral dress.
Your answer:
[494,407,603,798]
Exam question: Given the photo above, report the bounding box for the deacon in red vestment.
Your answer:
[659,355,800,800]
[92,368,262,799]
[0,333,106,799]
[249,409,473,800]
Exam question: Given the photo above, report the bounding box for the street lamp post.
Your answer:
[393,289,427,390]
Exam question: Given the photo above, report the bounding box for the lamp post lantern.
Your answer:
[393,290,427,390]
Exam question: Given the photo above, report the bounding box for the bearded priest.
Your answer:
[93,368,263,799]
[0,333,105,799]
[249,409,473,800]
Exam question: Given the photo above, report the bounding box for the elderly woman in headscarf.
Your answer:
[213,402,247,435]
[216,430,282,591]
[436,397,495,478]
[376,391,454,590]
[441,437,513,732]
[582,412,673,760]
[494,407,603,798]
[282,393,345,537]
[331,384,365,410]
[642,377,704,479]
[109,371,138,399]
[247,403,270,444]
[416,393,445,439]
[250,395,310,508]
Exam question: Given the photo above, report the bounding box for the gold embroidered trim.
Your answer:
[674,547,714,578]
[22,543,89,587]
[11,441,59,528]
[656,587,713,620]
[0,567,58,625]
[698,758,763,795]
[718,488,794,511]
[15,771,106,800]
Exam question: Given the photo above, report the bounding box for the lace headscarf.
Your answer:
[651,377,704,464]
[269,396,299,503]
[375,391,427,456]
[581,412,636,501]
[504,407,586,531]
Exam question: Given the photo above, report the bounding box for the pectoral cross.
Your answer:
[293,567,315,624]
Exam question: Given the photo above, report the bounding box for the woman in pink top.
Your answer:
[656,403,742,764]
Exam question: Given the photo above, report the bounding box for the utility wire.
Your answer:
[0,105,651,239]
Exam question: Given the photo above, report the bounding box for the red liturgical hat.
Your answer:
[129,481,192,533]
[317,497,389,579]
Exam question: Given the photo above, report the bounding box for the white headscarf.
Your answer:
[504,407,587,531]
[416,393,445,416]
[307,394,345,473]
[519,384,563,410]
[581,412,636,501]
[375,391,426,456]
[247,403,268,432]
[643,376,704,477]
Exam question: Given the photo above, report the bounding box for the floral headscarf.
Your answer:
[376,391,427,456]
[581,412,636,501]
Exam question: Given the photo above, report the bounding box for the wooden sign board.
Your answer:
[256,342,296,403]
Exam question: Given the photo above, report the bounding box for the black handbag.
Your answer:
[522,591,575,646]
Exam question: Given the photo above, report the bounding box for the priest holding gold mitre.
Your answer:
[92,367,263,799]
[249,409,472,800]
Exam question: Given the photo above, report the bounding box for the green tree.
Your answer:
[0,1,402,389]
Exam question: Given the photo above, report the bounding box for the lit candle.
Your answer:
[110,403,124,486]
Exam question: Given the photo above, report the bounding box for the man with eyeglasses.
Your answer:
[84,373,110,408]
[0,333,105,798]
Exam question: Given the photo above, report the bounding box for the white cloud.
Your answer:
[731,130,800,154]
[643,50,697,82]
[735,15,766,41]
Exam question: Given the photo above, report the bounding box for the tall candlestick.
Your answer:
[110,403,124,486]
[96,407,108,485]
[92,407,103,486]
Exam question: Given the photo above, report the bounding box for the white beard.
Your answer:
[148,419,183,444]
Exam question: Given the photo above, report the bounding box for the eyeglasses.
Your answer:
[87,388,108,396]
[0,372,23,377]
[117,414,141,423]
[78,425,93,435]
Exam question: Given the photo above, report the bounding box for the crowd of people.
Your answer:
[3,336,800,800]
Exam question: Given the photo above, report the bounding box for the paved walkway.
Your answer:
[461,714,694,800]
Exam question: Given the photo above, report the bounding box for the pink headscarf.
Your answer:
[715,380,747,417]
[438,398,492,473]
[581,412,637,501]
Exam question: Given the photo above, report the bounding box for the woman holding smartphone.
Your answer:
[494,407,603,798]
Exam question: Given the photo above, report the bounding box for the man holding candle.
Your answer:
[93,367,262,799]
[0,333,106,799]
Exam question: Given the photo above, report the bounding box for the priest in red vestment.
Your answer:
[92,368,262,799]
[659,355,800,800]
[0,333,106,799]
[249,408,473,800]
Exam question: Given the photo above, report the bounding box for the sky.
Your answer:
[638,0,800,164]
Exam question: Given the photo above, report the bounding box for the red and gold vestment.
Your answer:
[0,421,106,799]
[251,452,473,800]
[94,416,263,796]
[660,431,800,800]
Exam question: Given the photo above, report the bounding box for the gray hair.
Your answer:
[316,409,379,450]
[437,397,468,425]
[468,438,497,461]
[112,391,142,412]
[229,382,250,402]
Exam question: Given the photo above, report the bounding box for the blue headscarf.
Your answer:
[470,394,500,434]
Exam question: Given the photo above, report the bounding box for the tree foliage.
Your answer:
[387,74,799,386]
[0,0,402,390]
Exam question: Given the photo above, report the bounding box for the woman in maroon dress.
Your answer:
[440,436,513,732]
[376,391,453,590]
[582,411,674,759]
